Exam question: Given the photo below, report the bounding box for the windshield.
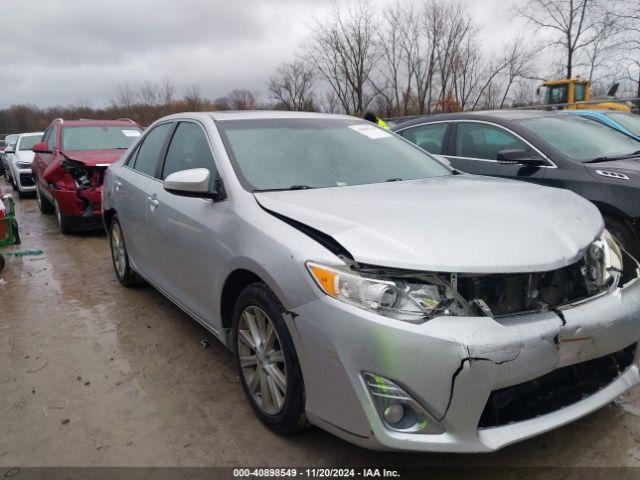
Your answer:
[19,134,41,151]
[218,118,451,191]
[604,112,640,137]
[62,125,142,151]
[516,115,640,162]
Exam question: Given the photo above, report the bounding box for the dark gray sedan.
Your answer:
[392,110,640,258]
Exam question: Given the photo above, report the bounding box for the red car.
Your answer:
[32,118,142,233]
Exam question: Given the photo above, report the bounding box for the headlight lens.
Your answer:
[15,161,31,169]
[306,262,455,323]
[584,230,623,294]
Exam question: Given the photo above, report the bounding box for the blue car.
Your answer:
[564,110,640,140]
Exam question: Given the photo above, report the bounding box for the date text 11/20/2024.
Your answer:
[233,468,401,478]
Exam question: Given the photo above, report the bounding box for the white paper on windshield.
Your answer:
[122,130,141,138]
[348,124,392,139]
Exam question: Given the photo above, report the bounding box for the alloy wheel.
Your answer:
[237,305,287,415]
[111,222,127,278]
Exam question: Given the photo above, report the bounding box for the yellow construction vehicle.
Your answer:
[540,77,631,112]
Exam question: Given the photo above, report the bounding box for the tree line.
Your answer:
[3,0,640,134]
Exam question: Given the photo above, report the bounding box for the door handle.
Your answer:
[147,195,159,209]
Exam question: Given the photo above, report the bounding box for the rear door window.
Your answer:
[399,123,448,154]
[132,123,173,177]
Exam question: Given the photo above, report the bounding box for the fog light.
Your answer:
[363,372,444,434]
[383,404,405,424]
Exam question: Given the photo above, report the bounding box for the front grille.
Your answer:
[19,174,34,187]
[479,343,637,428]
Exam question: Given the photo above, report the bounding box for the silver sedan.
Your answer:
[102,111,640,452]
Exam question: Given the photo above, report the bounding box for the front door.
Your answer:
[447,121,549,185]
[145,121,227,324]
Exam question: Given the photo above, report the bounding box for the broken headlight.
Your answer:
[584,230,623,294]
[306,262,457,323]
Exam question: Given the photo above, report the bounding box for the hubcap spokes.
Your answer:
[111,225,126,277]
[237,306,287,415]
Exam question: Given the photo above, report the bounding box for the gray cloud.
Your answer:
[0,0,522,108]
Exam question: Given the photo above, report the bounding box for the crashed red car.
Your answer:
[32,118,142,233]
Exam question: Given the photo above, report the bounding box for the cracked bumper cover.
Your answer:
[291,278,640,452]
[52,187,103,218]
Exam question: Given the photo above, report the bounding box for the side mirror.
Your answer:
[164,168,215,198]
[32,142,51,154]
[497,149,547,167]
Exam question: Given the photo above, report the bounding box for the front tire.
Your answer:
[36,183,55,214]
[605,216,639,260]
[233,283,307,435]
[109,217,142,287]
[53,198,72,234]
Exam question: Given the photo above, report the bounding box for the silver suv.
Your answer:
[102,111,640,452]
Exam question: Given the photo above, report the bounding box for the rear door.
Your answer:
[144,120,227,324]
[113,122,174,278]
[446,121,550,184]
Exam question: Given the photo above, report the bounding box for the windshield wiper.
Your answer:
[254,185,315,192]
[386,178,403,182]
[584,150,640,163]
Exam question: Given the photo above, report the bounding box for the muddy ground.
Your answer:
[2,177,640,471]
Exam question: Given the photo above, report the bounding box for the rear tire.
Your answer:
[36,183,55,214]
[605,215,639,260]
[232,282,307,435]
[109,217,142,287]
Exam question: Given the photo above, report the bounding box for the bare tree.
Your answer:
[183,84,203,111]
[319,90,340,113]
[369,2,413,116]
[113,83,138,111]
[304,1,379,114]
[498,38,536,108]
[139,81,161,108]
[268,59,316,111]
[611,1,640,106]
[515,0,611,79]
[227,89,258,110]
[160,76,176,108]
[435,2,474,107]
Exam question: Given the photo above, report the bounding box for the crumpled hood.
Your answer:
[255,176,603,273]
[61,149,124,167]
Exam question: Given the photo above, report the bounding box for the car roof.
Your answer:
[153,111,358,123]
[58,119,141,127]
[18,132,44,137]
[393,109,559,129]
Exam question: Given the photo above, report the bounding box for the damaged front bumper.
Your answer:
[291,276,640,452]
[45,158,107,225]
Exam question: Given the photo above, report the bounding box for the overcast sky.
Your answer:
[0,0,525,109]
